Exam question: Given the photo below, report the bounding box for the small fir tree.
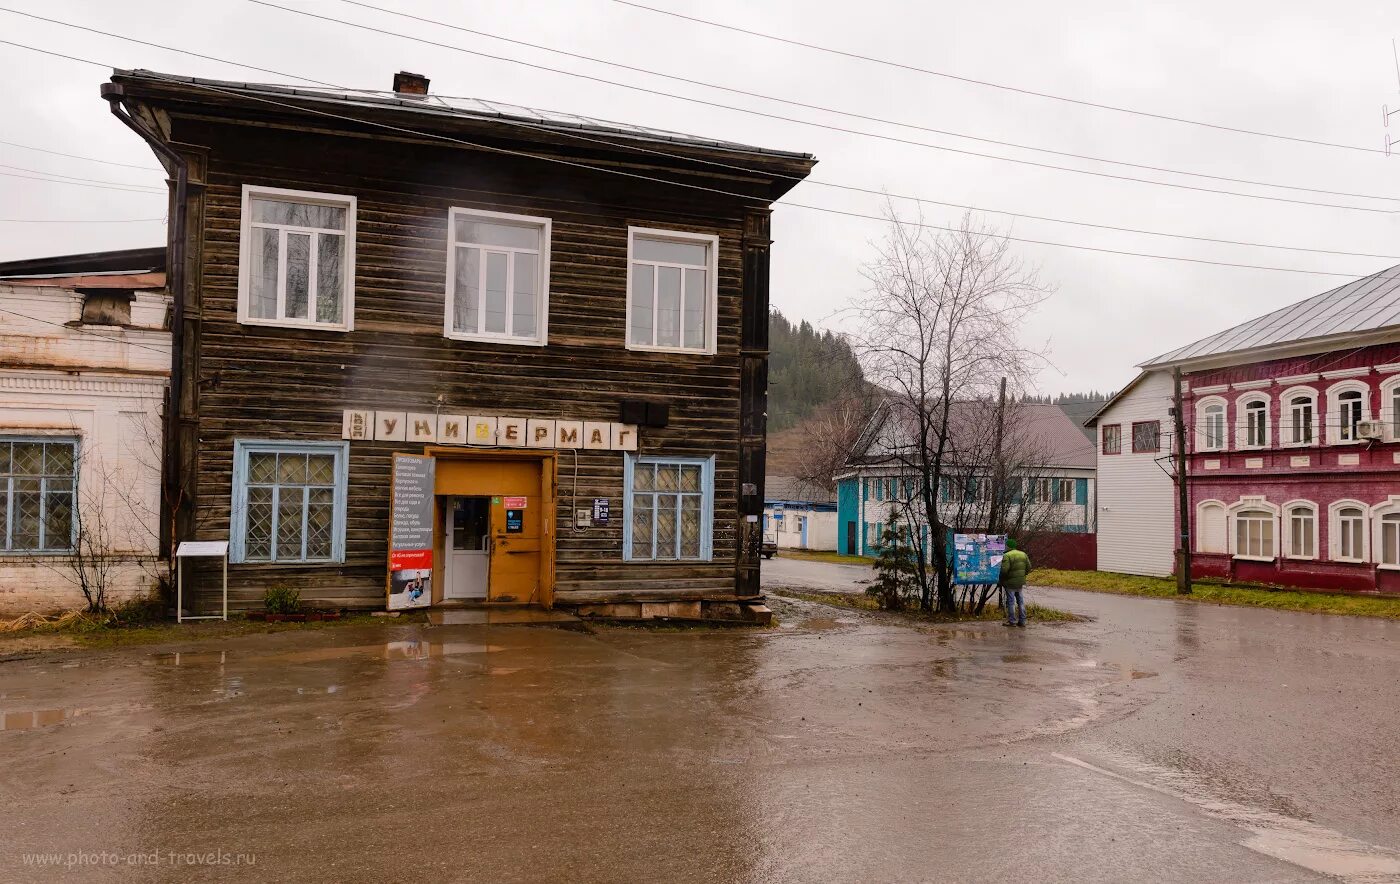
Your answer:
[868,514,918,610]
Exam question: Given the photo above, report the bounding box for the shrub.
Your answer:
[110,593,166,625]
[263,585,302,614]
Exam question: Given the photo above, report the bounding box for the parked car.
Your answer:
[761,533,778,559]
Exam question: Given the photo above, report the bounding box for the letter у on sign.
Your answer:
[345,410,637,451]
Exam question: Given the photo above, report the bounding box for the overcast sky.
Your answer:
[4,0,1400,396]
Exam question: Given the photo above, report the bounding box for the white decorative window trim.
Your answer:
[1279,385,1319,448]
[1381,375,1400,442]
[1276,373,1321,384]
[1234,391,1271,450]
[1326,380,1372,445]
[1372,496,1400,569]
[1320,367,1372,381]
[1196,499,1227,554]
[1191,384,1229,395]
[625,227,719,355]
[1376,363,1400,375]
[1195,395,1227,452]
[237,184,356,332]
[1231,379,1272,391]
[1328,499,1370,563]
[1282,499,1318,560]
[443,207,552,347]
[1226,496,1279,562]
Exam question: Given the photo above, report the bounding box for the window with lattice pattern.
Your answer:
[232,441,347,563]
[0,438,76,553]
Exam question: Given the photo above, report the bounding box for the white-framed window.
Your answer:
[238,185,355,331]
[1054,478,1075,503]
[1197,398,1226,451]
[1382,376,1400,441]
[1196,500,1227,554]
[1378,511,1400,569]
[1329,500,1368,563]
[230,440,349,564]
[0,437,77,553]
[1281,387,1317,447]
[1233,509,1276,560]
[1283,500,1317,560]
[626,227,718,354]
[1236,393,1270,449]
[622,455,715,561]
[1327,381,1370,444]
[445,208,550,346]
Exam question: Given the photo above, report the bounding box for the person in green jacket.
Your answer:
[999,540,1032,627]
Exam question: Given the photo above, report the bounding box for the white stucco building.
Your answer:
[0,248,170,614]
[763,477,838,551]
[1085,370,1176,577]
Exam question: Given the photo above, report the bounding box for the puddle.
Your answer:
[796,617,841,631]
[1,708,72,731]
[1002,654,1034,663]
[1055,751,1400,882]
[151,641,505,667]
[428,609,579,626]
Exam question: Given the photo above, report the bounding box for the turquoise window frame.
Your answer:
[622,454,715,561]
[230,439,349,564]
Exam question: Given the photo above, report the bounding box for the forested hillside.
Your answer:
[1022,391,1115,441]
[768,311,864,432]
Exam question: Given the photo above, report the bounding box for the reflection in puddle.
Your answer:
[2,708,72,731]
[797,617,841,631]
[151,641,505,667]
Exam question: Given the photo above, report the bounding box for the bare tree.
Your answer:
[789,391,878,496]
[852,209,1051,613]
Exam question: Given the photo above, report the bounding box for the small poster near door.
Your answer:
[388,454,435,610]
[592,497,609,526]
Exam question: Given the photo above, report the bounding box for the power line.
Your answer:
[244,1,1395,215]
[610,0,1382,156]
[3,20,1397,261]
[5,37,1396,282]
[0,217,164,222]
[0,169,167,194]
[0,161,163,189]
[0,138,161,171]
[330,0,1398,205]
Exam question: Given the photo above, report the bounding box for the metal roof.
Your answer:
[0,246,165,279]
[115,70,814,161]
[1144,263,1400,367]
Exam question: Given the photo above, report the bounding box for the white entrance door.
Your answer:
[445,497,490,600]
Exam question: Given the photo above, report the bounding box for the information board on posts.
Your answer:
[388,454,435,611]
[953,533,1008,585]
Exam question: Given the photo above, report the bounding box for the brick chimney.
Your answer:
[393,71,430,97]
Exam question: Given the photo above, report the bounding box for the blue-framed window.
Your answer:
[230,440,348,564]
[623,455,714,561]
[1,437,77,553]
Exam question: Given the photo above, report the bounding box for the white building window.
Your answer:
[238,185,355,330]
[1382,377,1400,441]
[1233,509,1276,560]
[1197,500,1226,553]
[1329,500,1368,563]
[626,228,718,354]
[1281,387,1317,446]
[1328,382,1370,443]
[1237,394,1270,449]
[1198,399,1226,451]
[446,208,550,346]
[1283,501,1317,559]
[1380,513,1400,568]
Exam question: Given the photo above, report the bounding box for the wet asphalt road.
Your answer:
[1,562,1399,882]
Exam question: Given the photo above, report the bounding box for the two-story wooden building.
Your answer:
[103,69,814,619]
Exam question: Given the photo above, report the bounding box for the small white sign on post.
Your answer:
[175,540,230,623]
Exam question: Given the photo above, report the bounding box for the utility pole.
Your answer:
[1173,367,1192,595]
[990,376,1007,534]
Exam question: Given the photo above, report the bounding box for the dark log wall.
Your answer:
[165,117,797,610]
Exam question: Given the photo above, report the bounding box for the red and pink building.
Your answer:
[1143,269,1400,594]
